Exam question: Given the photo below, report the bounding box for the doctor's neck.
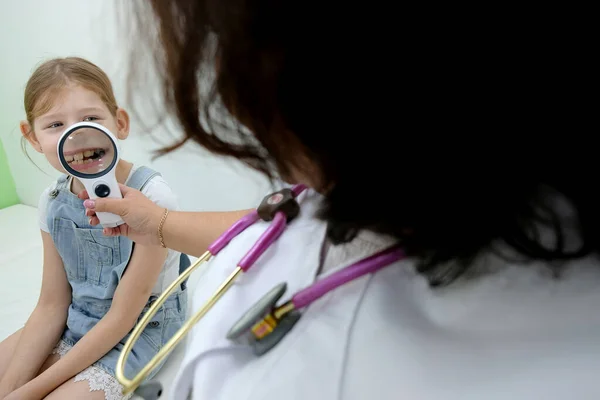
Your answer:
[279,151,332,194]
[282,168,331,194]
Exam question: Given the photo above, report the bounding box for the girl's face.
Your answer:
[21,85,129,174]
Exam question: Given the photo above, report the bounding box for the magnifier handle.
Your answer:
[89,179,125,228]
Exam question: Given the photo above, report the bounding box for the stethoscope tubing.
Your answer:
[292,246,405,308]
[116,185,307,395]
[117,183,405,398]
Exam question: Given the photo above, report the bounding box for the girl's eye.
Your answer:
[83,116,99,122]
[48,122,63,129]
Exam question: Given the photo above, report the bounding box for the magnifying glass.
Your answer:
[57,122,124,227]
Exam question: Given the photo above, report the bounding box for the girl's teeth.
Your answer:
[67,149,101,165]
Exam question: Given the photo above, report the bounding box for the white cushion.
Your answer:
[0,205,43,339]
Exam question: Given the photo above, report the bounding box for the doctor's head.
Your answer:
[128,1,595,286]
[20,57,130,174]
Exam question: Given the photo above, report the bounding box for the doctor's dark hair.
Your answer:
[128,1,597,286]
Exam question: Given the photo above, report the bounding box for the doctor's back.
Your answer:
[171,187,600,400]
[123,3,598,399]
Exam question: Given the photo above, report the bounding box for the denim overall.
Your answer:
[46,166,189,380]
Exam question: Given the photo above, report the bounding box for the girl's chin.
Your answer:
[46,159,69,175]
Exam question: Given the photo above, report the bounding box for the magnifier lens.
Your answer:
[61,126,116,176]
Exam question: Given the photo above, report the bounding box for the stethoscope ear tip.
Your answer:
[135,381,163,400]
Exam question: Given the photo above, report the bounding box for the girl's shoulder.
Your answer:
[127,165,179,211]
[37,176,67,233]
[39,174,69,198]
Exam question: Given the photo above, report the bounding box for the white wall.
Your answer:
[0,0,271,212]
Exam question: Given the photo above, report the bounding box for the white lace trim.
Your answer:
[51,341,133,400]
[51,340,71,357]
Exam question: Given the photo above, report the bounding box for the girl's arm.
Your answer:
[0,231,71,395]
[15,242,169,399]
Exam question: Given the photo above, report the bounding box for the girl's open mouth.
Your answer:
[65,148,110,172]
[65,148,106,164]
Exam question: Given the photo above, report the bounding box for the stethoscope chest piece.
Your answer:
[227,282,300,356]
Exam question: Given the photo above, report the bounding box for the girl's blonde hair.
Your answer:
[24,57,118,126]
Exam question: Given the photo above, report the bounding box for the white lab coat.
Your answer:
[172,189,600,399]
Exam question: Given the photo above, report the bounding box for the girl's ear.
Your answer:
[115,108,130,140]
[20,121,42,153]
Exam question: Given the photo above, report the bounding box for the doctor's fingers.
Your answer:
[85,212,125,235]
[77,189,90,200]
[83,197,128,217]
[102,225,125,237]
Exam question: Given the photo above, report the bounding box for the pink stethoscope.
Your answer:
[118,184,405,399]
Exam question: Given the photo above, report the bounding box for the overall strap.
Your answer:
[55,174,70,190]
[127,166,161,191]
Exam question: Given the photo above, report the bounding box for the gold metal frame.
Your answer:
[116,250,243,395]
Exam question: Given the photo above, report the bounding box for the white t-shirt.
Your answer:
[172,189,600,400]
[38,166,183,294]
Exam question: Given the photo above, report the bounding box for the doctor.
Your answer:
[82,2,599,399]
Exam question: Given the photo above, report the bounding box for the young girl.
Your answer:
[0,57,189,400]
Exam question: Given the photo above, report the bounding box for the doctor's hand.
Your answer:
[79,184,164,247]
